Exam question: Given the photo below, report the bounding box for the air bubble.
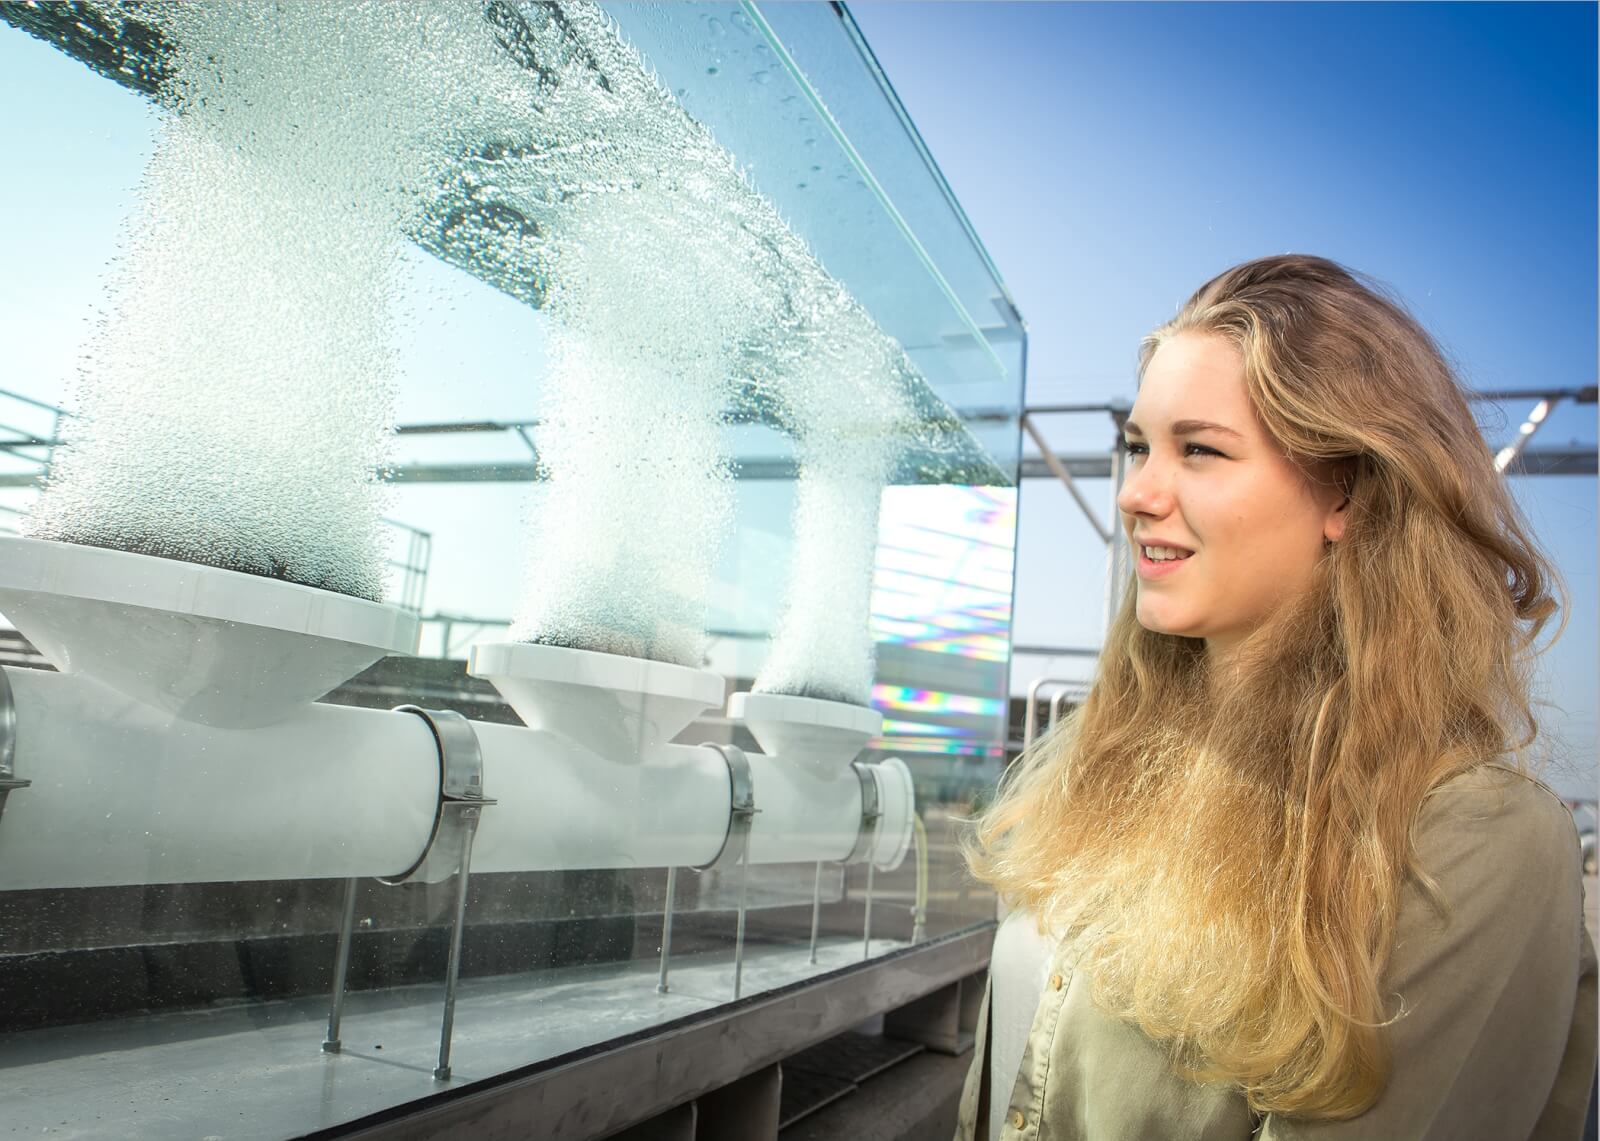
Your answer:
[28,0,954,697]
[25,2,518,599]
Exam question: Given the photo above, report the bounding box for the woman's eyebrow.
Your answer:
[1123,418,1244,440]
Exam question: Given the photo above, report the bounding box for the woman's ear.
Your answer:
[1324,496,1349,544]
[1322,457,1357,544]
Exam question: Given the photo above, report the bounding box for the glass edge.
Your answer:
[831,0,1027,334]
[741,0,1017,385]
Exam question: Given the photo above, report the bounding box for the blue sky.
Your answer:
[849,1,1597,795]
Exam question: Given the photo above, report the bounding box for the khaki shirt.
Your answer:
[955,765,1598,1140]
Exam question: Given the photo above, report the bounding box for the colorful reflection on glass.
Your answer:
[869,484,1016,757]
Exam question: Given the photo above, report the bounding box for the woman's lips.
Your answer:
[1136,549,1194,579]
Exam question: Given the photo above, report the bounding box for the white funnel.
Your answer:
[0,536,418,729]
[729,691,883,777]
[468,641,725,760]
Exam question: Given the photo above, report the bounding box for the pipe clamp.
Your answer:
[693,742,758,873]
[839,761,882,866]
[380,706,494,885]
[0,669,26,824]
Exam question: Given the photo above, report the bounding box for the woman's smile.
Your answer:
[1135,546,1194,579]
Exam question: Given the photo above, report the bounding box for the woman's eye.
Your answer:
[1118,440,1222,458]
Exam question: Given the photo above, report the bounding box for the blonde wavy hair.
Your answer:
[966,254,1563,1118]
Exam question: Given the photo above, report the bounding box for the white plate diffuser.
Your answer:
[0,536,419,729]
[468,641,725,760]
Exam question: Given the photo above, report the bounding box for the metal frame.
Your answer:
[381,520,433,615]
[333,926,996,1141]
[851,764,884,961]
[0,668,25,822]
[658,743,759,999]
[322,706,494,1082]
[803,762,884,966]
[1022,676,1090,751]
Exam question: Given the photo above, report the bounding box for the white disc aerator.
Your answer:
[468,641,726,758]
[0,536,419,728]
[728,691,884,776]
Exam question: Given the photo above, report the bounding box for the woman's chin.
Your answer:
[1135,607,1195,639]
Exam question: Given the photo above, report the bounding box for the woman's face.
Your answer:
[1117,332,1348,661]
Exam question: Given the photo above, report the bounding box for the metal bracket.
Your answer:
[839,761,882,866]
[803,763,886,968]
[323,705,493,1083]
[839,762,886,962]
[657,740,759,995]
[660,743,759,999]
[377,705,495,887]
[0,669,26,823]
[691,743,758,873]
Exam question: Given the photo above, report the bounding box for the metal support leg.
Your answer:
[696,744,758,1002]
[657,865,677,994]
[732,844,750,1000]
[322,877,358,1054]
[807,861,822,964]
[861,861,875,961]
[434,807,481,1082]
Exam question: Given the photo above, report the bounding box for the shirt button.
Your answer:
[1049,972,1064,990]
[1010,1108,1026,1129]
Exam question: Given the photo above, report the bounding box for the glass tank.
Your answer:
[0,2,1024,1136]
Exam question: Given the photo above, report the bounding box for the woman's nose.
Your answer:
[1117,456,1172,519]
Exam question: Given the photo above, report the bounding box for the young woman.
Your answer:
[954,255,1596,1140]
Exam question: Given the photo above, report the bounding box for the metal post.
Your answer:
[1023,676,1046,751]
[732,844,750,1000]
[434,806,481,1082]
[1049,688,1074,734]
[697,744,757,1001]
[861,861,875,961]
[1104,426,1129,635]
[322,877,359,1054]
[807,861,822,965]
[1021,413,1113,543]
[1494,397,1554,473]
[657,866,677,994]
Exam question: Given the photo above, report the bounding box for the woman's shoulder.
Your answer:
[1411,761,1581,906]
[1419,762,1575,835]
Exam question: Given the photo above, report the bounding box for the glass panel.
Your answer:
[0,2,1021,1134]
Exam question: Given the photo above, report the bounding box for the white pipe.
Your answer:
[469,723,729,873]
[0,667,438,889]
[0,668,902,891]
[469,725,865,872]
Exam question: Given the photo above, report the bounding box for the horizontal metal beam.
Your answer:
[1011,644,1102,658]
[0,443,1587,493]
[1503,444,1598,476]
[1022,401,1131,417]
[1016,445,1597,481]
[331,927,995,1141]
[0,442,1586,494]
[1024,386,1598,410]
[386,458,802,483]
